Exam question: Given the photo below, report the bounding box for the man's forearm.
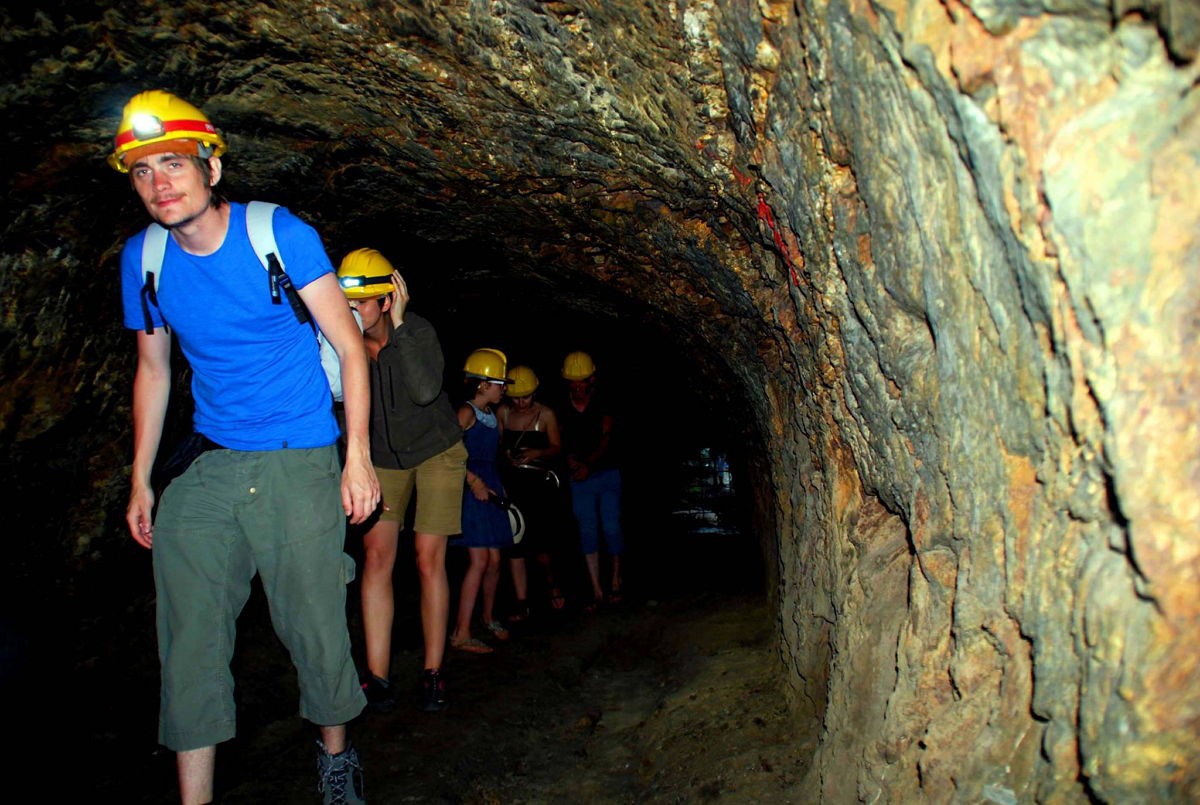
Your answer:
[338,343,372,463]
[131,364,171,488]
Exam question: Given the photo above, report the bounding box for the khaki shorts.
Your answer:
[377,441,467,535]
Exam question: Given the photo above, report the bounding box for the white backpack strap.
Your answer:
[244,201,281,270]
[138,223,171,334]
[141,223,169,292]
[245,202,348,400]
[245,200,310,325]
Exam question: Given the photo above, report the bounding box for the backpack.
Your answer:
[138,201,360,401]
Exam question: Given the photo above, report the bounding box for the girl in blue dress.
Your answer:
[450,349,514,653]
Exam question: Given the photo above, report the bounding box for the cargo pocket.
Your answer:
[341,552,357,585]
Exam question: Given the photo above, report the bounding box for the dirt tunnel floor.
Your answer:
[205,589,816,803]
[63,501,816,802]
[93,588,815,803]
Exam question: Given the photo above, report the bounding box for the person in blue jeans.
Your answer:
[559,351,623,611]
[112,90,377,804]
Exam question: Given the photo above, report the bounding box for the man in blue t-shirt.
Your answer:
[112,90,378,804]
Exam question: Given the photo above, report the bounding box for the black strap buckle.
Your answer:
[267,254,311,327]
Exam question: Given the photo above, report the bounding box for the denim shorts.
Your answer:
[152,445,365,751]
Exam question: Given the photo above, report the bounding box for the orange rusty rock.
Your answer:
[917,547,958,590]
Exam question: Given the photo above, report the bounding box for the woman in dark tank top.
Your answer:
[499,366,568,616]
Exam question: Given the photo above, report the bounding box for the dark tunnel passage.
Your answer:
[3,0,1199,801]
[6,227,781,800]
[378,234,774,604]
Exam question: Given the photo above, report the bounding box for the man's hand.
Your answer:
[341,452,381,524]
[388,270,410,328]
[126,483,156,548]
[569,457,590,482]
[127,328,172,550]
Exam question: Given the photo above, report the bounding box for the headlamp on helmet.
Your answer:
[339,274,393,292]
[130,113,166,140]
[338,248,396,299]
[109,90,227,173]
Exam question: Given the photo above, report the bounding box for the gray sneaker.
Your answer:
[316,740,365,804]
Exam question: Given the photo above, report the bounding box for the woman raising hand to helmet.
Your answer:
[386,269,410,329]
[339,249,467,713]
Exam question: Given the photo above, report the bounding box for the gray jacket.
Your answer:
[369,312,462,469]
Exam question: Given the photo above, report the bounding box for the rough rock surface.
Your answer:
[2,0,1197,801]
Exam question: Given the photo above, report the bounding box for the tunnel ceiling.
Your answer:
[3,1,796,457]
[8,1,773,351]
[4,1,1200,802]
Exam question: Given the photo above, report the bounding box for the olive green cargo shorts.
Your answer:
[152,445,365,751]
[376,440,467,534]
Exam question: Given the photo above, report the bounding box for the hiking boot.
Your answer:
[316,741,365,805]
[419,668,448,712]
[361,674,396,712]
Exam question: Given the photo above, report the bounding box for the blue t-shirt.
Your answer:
[120,203,339,451]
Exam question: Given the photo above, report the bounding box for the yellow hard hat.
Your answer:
[109,90,227,173]
[338,248,395,298]
[561,351,596,381]
[464,348,511,382]
[507,366,539,397]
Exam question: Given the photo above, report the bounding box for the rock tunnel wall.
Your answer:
[2,1,1197,801]
[753,1,1199,801]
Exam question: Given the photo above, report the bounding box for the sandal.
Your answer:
[548,589,566,611]
[485,620,511,641]
[450,636,494,654]
[606,589,623,606]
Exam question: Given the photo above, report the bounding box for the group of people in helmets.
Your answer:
[111,89,623,804]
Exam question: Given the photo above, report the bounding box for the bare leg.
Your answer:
[536,551,564,607]
[610,554,623,596]
[177,746,216,805]
[452,547,487,642]
[320,724,347,754]
[481,547,502,623]
[509,555,528,605]
[584,551,603,603]
[414,532,449,670]
[534,551,555,589]
[361,519,401,679]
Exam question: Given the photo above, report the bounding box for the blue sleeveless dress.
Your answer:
[458,404,513,548]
